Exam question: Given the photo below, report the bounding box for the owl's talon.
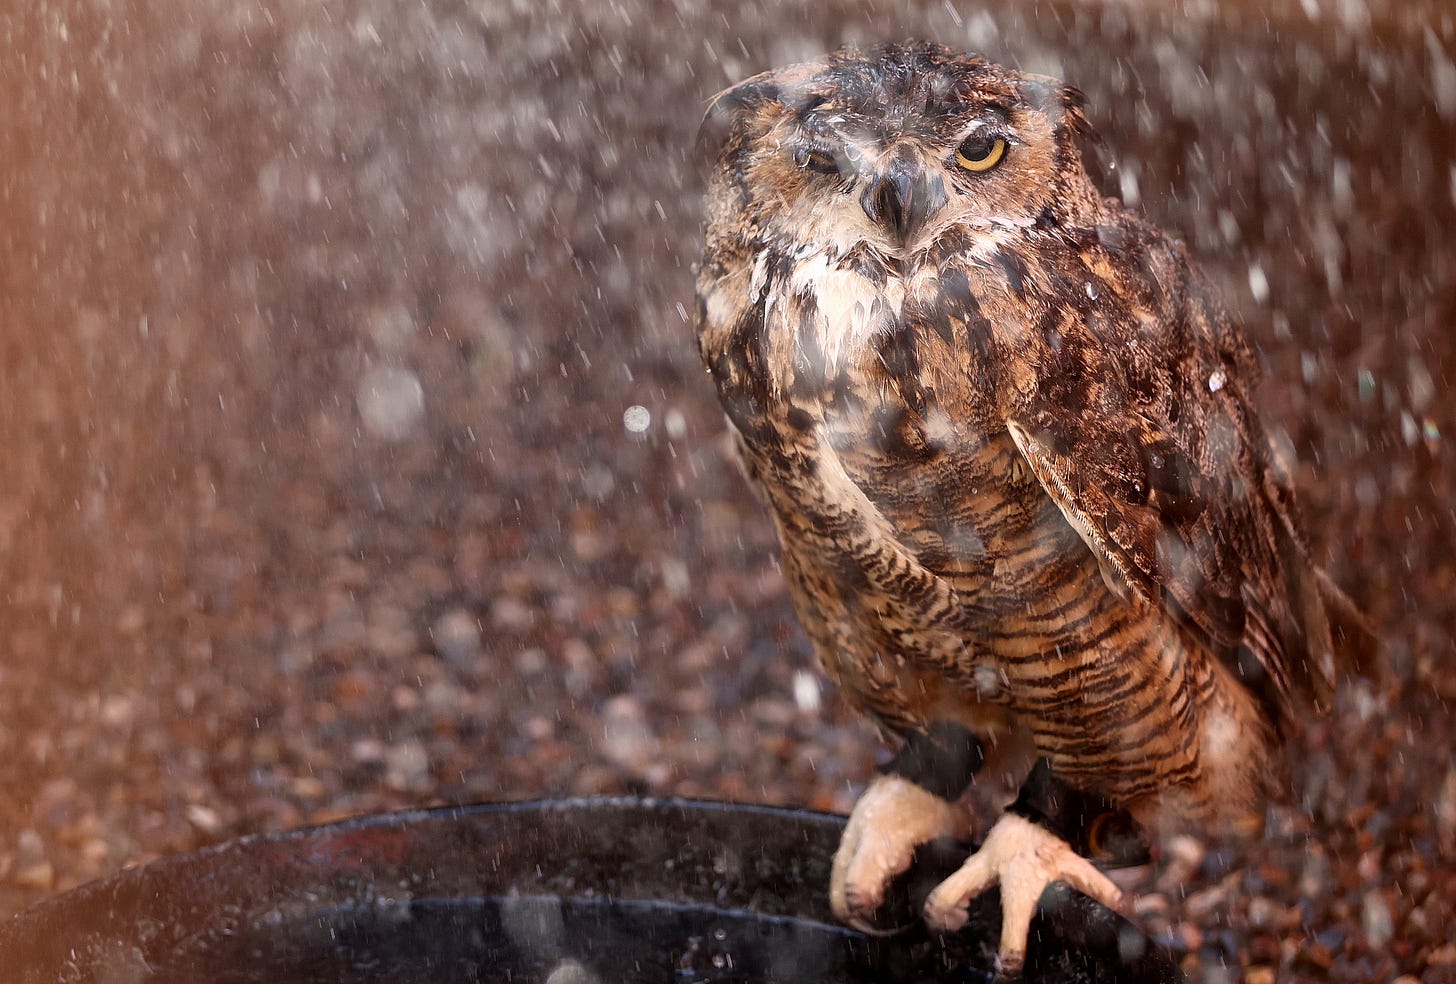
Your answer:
[922,811,1122,973]
[830,774,971,932]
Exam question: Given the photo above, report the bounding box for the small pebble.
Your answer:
[384,741,431,791]
[1428,944,1456,965]
[1245,895,1283,929]
[1361,892,1394,948]
[600,696,659,776]
[290,776,326,799]
[431,609,482,664]
[185,805,223,835]
[351,738,386,764]
[12,862,54,891]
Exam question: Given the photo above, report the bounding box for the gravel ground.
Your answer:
[1,1,1453,981]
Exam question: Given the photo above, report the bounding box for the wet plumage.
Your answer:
[695,41,1369,972]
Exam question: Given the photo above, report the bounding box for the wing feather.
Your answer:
[991,230,1358,730]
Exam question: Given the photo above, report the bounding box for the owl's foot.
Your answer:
[830,774,972,933]
[922,811,1123,976]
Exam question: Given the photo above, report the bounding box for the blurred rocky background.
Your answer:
[0,1,1452,980]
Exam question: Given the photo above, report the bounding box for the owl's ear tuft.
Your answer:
[697,73,783,163]
[698,61,829,165]
[1020,76,1098,143]
[1060,85,1096,140]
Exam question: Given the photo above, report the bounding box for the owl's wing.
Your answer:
[1004,376,1336,727]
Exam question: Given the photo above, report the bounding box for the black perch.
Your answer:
[0,798,1184,983]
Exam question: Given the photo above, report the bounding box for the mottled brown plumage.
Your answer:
[695,42,1368,972]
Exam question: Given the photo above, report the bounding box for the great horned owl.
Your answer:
[695,42,1370,973]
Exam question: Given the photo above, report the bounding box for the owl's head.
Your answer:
[702,42,1101,255]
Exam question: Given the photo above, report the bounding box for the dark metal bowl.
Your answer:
[0,798,1184,983]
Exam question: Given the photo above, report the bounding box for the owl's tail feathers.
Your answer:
[1265,463,1383,707]
[1274,529,1382,722]
[1312,564,1384,682]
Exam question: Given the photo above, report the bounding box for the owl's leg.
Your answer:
[922,757,1149,977]
[830,721,982,932]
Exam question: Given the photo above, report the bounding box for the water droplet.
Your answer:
[1247,263,1269,303]
[582,463,615,501]
[357,367,425,440]
[365,302,417,350]
[661,558,691,598]
[1118,162,1141,206]
[623,404,651,433]
[1358,368,1376,403]
[792,670,821,713]
[973,663,1003,697]
[1401,412,1418,446]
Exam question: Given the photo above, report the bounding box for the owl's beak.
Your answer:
[859,157,946,242]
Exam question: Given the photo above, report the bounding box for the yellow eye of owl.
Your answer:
[955,134,1007,173]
